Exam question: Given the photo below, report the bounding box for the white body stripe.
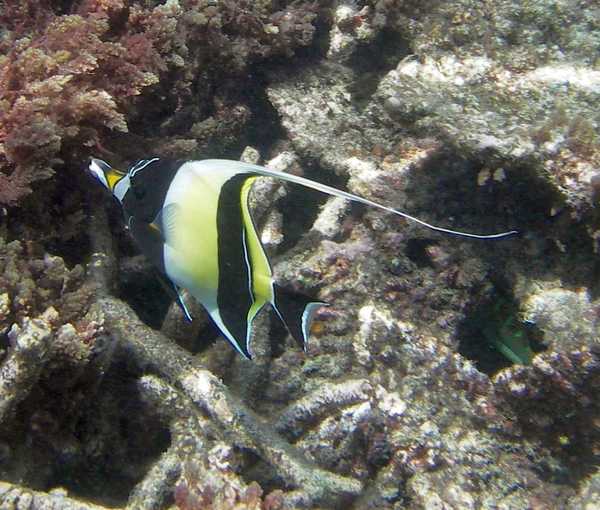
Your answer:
[129,158,159,178]
[241,228,254,306]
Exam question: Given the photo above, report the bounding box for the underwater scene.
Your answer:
[0,1,599,509]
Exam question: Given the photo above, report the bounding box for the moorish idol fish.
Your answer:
[88,158,517,359]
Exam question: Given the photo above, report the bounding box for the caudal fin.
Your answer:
[272,284,327,350]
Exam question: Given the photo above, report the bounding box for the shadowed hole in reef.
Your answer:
[399,149,557,243]
[405,238,438,268]
[192,321,222,355]
[4,351,171,507]
[347,28,411,108]
[241,450,287,497]
[118,268,171,330]
[116,228,171,330]
[277,161,349,253]
[241,73,287,156]
[54,387,171,504]
[6,166,92,268]
[268,311,290,358]
[0,331,9,355]
[457,288,546,376]
[116,257,224,355]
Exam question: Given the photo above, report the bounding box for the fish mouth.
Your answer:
[88,158,111,175]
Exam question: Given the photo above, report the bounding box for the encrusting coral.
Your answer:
[0,480,107,510]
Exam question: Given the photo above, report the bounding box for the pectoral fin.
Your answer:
[154,203,181,246]
[129,216,166,273]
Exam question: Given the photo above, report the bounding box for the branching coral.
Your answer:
[94,294,363,507]
[2,214,329,506]
[492,348,600,482]
[0,233,132,502]
[35,208,361,508]
[0,308,56,423]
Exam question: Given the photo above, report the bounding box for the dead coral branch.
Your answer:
[0,308,56,424]
[0,480,107,510]
[93,296,363,507]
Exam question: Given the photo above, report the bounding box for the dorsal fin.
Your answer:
[198,159,518,240]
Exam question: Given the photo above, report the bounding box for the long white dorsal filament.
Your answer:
[222,160,518,240]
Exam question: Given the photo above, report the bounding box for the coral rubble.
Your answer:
[0,0,599,509]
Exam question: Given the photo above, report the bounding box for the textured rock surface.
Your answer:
[0,0,599,509]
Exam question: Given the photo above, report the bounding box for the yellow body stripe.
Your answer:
[240,177,273,320]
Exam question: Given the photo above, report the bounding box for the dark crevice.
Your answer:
[53,0,77,16]
[403,150,596,292]
[457,286,546,376]
[117,270,171,330]
[193,320,222,355]
[277,161,349,253]
[240,74,288,156]
[242,454,287,497]
[404,151,525,238]
[295,4,334,61]
[264,4,334,68]
[0,331,9,364]
[51,398,171,505]
[2,347,171,508]
[7,164,92,268]
[405,239,438,268]
[347,28,411,108]
[268,310,291,359]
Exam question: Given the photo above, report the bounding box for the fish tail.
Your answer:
[272,284,327,350]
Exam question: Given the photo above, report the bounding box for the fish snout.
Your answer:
[87,158,112,189]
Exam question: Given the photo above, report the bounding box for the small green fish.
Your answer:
[88,158,516,358]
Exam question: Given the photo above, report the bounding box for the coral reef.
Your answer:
[0,0,599,509]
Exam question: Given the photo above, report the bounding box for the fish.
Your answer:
[88,157,517,359]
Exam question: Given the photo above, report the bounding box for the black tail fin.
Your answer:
[272,284,327,350]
